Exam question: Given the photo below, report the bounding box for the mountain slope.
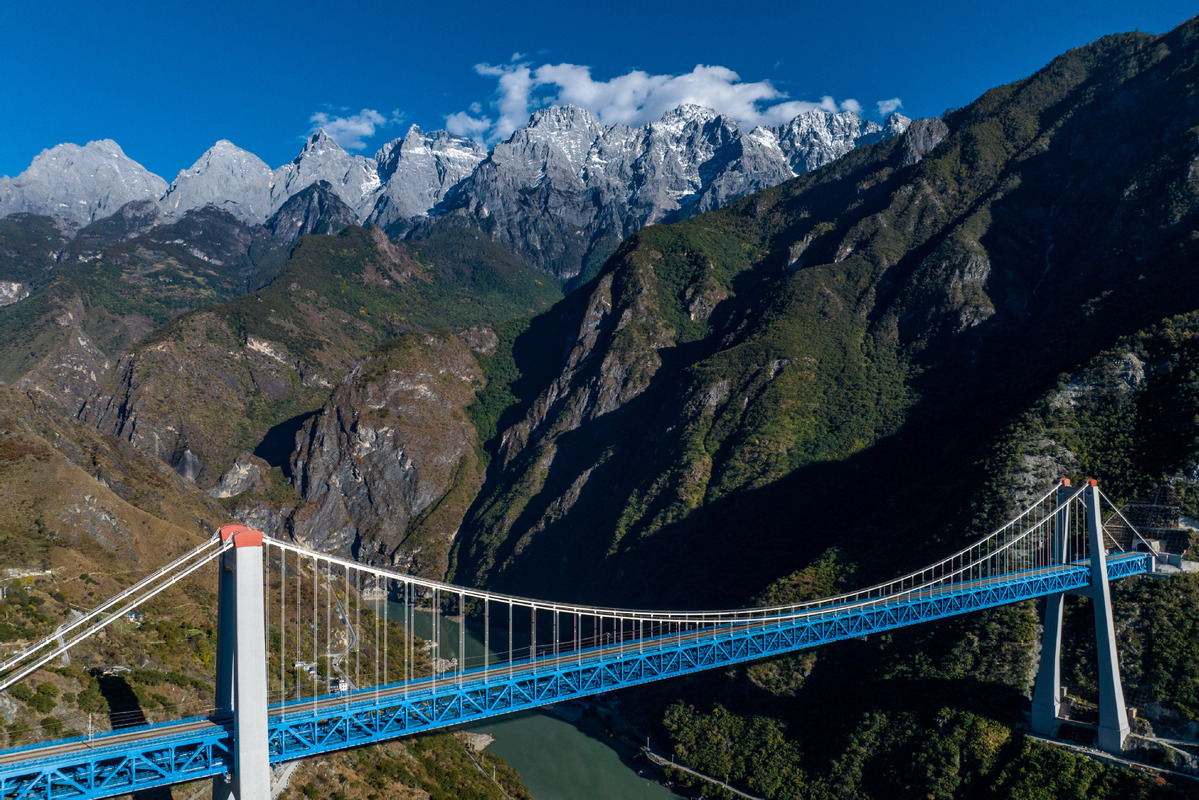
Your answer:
[452,22,1199,607]
[66,225,560,488]
[428,22,1199,800]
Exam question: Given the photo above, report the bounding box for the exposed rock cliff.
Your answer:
[289,331,485,575]
[0,140,167,228]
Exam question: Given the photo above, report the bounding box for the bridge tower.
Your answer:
[1031,479,1130,754]
[213,525,271,800]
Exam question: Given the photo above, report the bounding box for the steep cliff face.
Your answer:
[371,126,488,231]
[264,181,358,244]
[289,331,486,575]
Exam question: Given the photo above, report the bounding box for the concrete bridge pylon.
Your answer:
[213,525,270,800]
[1031,479,1131,754]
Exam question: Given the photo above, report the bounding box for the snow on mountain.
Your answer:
[1,106,911,277]
[369,125,487,230]
[270,130,382,222]
[432,105,912,277]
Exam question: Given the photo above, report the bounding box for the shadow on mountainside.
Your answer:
[96,673,172,800]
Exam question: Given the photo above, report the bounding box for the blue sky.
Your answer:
[1,1,1193,180]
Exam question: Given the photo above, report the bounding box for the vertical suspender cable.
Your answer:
[459,590,465,688]
[354,567,360,692]
[280,545,286,712]
[325,559,332,687]
[438,585,443,690]
[265,542,270,704]
[312,555,318,712]
[295,550,301,700]
[371,573,376,695]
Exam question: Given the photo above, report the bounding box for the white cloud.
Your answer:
[449,60,887,144]
[877,97,903,116]
[308,108,401,150]
[446,111,492,139]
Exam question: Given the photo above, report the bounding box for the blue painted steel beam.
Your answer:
[0,722,231,800]
[0,553,1153,800]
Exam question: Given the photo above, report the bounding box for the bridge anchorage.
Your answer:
[0,479,1173,799]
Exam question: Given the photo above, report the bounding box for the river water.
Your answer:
[469,710,684,800]
[396,605,684,799]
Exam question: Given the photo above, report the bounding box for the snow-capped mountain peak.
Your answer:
[2,103,913,274]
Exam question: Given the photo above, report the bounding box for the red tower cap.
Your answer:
[232,530,264,548]
[1088,479,1099,487]
[218,523,253,543]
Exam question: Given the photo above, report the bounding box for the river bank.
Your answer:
[467,697,687,800]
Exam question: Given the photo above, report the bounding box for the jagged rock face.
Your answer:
[895,118,949,167]
[435,105,909,278]
[271,131,382,222]
[370,125,487,230]
[0,140,167,228]
[0,281,29,307]
[289,332,484,575]
[265,181,358,243]
[160,140,275,223]
[770,109,887,173]
[161,132,388,227]
[209,452,269,498]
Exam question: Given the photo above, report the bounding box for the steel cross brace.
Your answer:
[0,725,231,800]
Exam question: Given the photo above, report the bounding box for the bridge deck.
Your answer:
[0,553,1153,800]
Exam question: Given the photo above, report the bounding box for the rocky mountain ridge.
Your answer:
[1,106,909,278]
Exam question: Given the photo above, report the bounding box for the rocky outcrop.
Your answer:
[265,181,358,244]
[289,331,485,575]
[0,281,28,307]
[209,452,270,498]
[370,126,487,231]
[895,118,949,167]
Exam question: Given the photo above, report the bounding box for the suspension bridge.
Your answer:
[0,479,1176,799]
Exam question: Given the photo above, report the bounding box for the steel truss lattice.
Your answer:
[0,553,1153,800]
